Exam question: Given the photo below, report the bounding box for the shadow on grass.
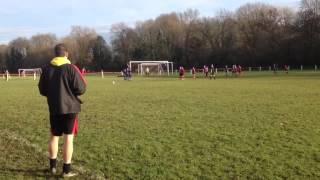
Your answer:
[0,167,64,179]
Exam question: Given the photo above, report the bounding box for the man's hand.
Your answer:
[76,96,84,104]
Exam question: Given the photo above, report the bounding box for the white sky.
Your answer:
[0,0,300,44]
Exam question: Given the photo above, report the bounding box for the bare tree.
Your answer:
[235,3,291,65]
[0,45,8,71]
[69,26,97,67]
[296,0,320,64]
[111,23,138,62]
[27,34,57,67]
[200,10,237,65]
[92,35,112,70]
[7,38,29,72]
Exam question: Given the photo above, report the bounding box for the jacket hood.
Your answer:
[50,57,71,66]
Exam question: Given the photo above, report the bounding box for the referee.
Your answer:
[38,44,86,177]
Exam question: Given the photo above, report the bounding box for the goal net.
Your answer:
[129,61,174,76]
[18,68,41,79]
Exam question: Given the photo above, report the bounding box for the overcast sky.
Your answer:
[0,0,299,44]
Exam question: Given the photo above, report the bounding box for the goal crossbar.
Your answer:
[18,68,41,77]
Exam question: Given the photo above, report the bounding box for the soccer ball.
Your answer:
[112,80,116,85]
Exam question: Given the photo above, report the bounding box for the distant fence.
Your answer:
[242,65,318,72]
[187,65,319,74]
[1,65,319,81]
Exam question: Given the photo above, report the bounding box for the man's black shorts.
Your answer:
[50,113,78,136]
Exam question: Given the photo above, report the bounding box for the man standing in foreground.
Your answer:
[38,44,86,177]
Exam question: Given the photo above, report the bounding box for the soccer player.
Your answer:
[237,65,242,76]
[122,63,130,80]
[38,44,86,177]
[81,67,86,76]
[179,66,185,80]
[204,65,209,78]
[146,67,150,76]
[192,66,196,79]
[122,68,127,80]
[127,66,132,80]
[210,64,216,80]
[284,65,289,74]
[273,64,278,74]
[225,65,229,77]
[232,65,237,77]
[4,70,9,81]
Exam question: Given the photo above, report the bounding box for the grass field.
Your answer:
[0,71,320,179]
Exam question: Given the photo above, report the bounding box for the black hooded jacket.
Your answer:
[38,57,86,115]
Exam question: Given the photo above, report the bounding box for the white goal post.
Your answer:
[129,61,174,76]
[18,68,41,77]
[18,68,41,80]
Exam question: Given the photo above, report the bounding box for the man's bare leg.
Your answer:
[62,134,77,177]
[48,135,59,174]
[63,134,74,163]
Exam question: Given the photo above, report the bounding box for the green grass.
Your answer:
[0,71,320,179]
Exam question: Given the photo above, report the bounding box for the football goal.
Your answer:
[129,61,174,76]
[18,68,41,80]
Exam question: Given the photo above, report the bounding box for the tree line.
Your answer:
[0,0,319,72]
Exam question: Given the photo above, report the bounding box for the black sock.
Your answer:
[49,159,57,169]
[63,163,71,174]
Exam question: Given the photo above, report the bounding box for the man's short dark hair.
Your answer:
[54,44,68,57]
